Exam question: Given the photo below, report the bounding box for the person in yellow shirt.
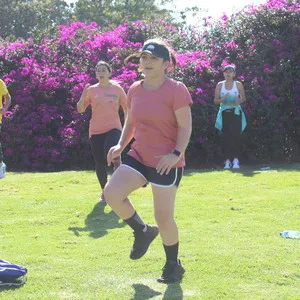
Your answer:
[0,79,11,179]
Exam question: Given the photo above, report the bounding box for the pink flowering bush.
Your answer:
[0,22,142,170]
[0,0,299,170]
[177,0,300,165]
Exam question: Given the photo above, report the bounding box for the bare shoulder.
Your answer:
[110,80,121,87]
[130,80,142,89]
[89,83,98,89]
[128,80,142,93]
[113,82,126,92]
[167,78,189,92]
[236,81,244,87]
[216,81,223,89]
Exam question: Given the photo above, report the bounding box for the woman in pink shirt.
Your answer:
[77,61,127,202]
[104,40,193,283]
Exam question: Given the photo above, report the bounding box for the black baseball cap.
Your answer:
[140,43,170,61]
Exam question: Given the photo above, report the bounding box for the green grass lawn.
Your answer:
[0,164,299,299]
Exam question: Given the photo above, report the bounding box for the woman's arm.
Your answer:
[77,84,90,113]
[1,93,11,112]
[119,89,128,124]
[118,109,134,151]
[236,82,246,104]
[214,82,229,104]
[107,109,135,166]
[174,106,192,154]
[156,105,192,175]
[121,103,128,124]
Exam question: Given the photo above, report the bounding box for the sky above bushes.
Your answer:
[66,0,268,22]
[165,0,267,24]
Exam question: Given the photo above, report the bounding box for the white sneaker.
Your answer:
[232,158,240,169]
[224,159,231,169]
[0,162,6,179]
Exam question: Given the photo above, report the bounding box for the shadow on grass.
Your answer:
[131,284,161,299]
[131,283,183,299]
[184,162,300,178]
[0,283,26,292]
[163,283,183,299]
[68,202,125,239]
[184,167,257,177]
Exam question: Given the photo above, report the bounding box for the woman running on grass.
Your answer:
[104,39,192,283]
[77,61,127,202]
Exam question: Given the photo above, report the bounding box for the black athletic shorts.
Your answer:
[122,155,183,187]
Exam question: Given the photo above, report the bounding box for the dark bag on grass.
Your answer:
[0,259,27,287]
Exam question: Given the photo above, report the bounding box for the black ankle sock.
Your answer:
[163,242,179,263]
[124,211,146,232]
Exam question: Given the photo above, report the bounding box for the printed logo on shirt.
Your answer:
[105,93,119,103]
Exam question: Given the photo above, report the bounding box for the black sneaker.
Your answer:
[157,259,185,284]
[130,225,159,260]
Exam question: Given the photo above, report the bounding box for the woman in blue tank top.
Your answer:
[214,65,247,169]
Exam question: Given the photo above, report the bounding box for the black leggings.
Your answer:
[0,125,3,162]
[221,109,242,160]
[89,129,121,190]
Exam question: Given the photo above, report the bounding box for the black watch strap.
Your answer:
[172,149,181,157]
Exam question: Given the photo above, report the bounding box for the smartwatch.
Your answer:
[172,149,181,157]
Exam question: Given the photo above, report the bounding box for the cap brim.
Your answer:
[141,50,164,59]
[124,52,141,64]
[224,67,235,71]
[126,51,160,58]
[223,65,235,71]
[125,50,168,64]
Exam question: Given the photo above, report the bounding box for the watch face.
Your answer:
[173,149,181,157]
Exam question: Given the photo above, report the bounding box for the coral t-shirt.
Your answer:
[127,78,193,168]
[84,82,127,136]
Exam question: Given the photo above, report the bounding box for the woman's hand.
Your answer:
[107,144,123,166]
[156,153,181,175]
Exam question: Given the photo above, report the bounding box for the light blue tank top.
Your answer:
[220,80,239,105]
[215,80,247,132]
